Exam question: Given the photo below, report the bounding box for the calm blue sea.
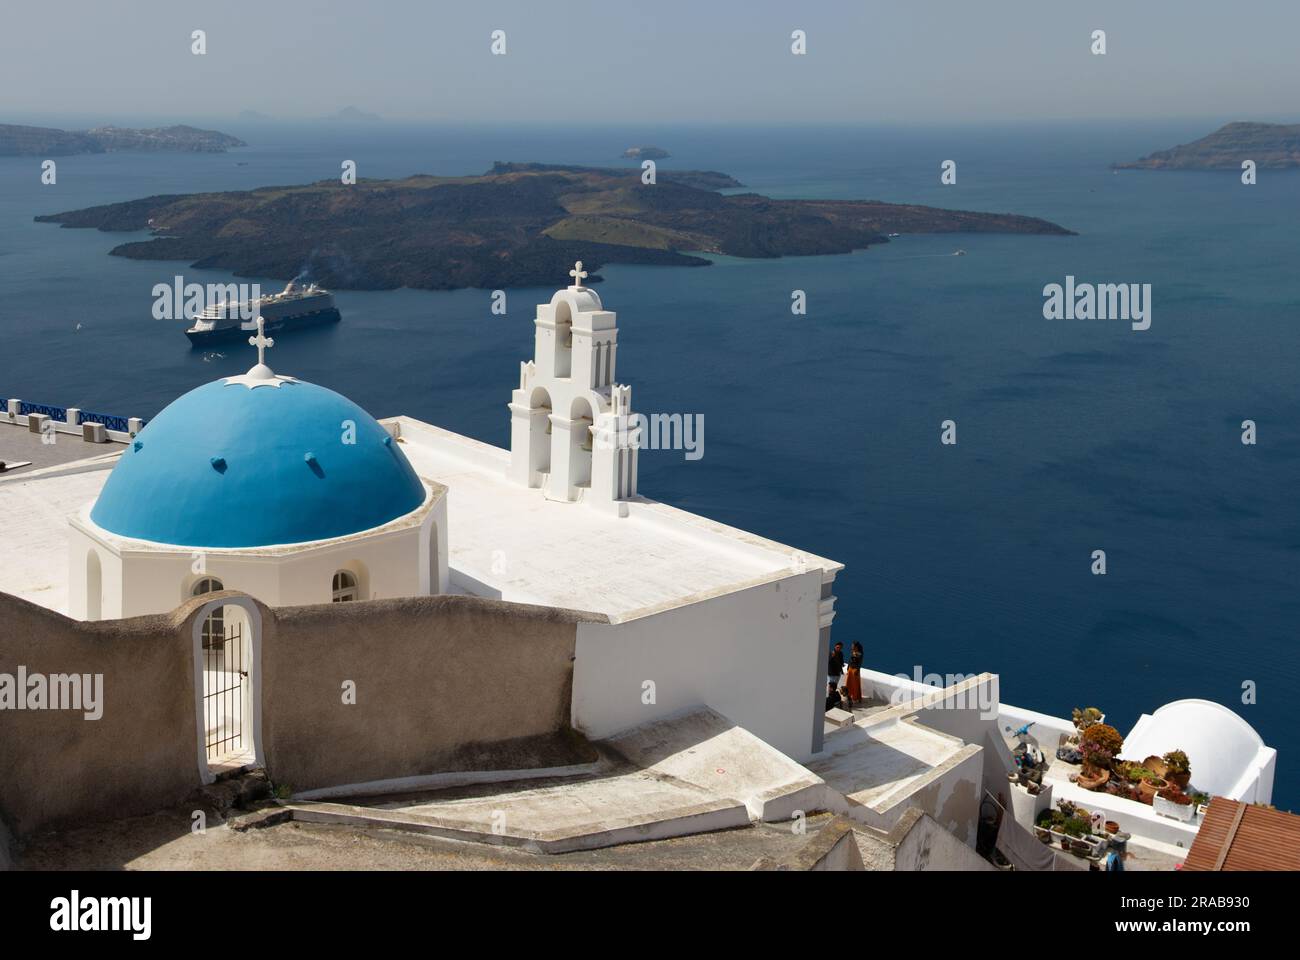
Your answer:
[1,121,1297,803]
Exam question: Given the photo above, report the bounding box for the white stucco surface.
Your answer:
[812,718,966,808]
[391,416,841,622]
[1121,698,1276,803]
[0,465,112,615]
[574,573,826,760]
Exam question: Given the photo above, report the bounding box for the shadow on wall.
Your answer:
[0,588,604,842]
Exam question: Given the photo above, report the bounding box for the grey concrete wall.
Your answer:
[913,675,1014,798]
[850,736,984,848]
[900,744,984,847]
[260,595,593,792]
[893,808,997,871]
[852,808,996,871]
[0,591,200,838]
[0,588,600,840]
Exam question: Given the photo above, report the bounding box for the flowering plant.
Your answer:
[1078,723,1123,767]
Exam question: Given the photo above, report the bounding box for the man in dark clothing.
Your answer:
[827,642,845,692]
[825,682,842,712]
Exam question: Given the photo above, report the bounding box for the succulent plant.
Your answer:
[1163,749,1191,774]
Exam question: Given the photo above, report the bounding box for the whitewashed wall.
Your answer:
[67,495,447,620]
[572,570,825,761]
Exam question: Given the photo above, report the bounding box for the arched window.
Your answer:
[193,576,224,596]
[332,570,358,602]
[193,577,225,649]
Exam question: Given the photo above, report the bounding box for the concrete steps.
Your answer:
[282,784,750,854]
[269,708,835,853]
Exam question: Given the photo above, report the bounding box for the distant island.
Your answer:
[623,145,670,160]
[1116,122,1300,170]
[331,106,383,124]
[237,106,382,124]
[0,123,245,156]
[35,161,1073,290]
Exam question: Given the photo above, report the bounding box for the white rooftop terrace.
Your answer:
[0,416,841,623]
[388,416,841,623]
[0,454,119,616]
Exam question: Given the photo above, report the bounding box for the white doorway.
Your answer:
[190,597,263,781]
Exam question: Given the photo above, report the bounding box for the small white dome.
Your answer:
[1121,699,1267,798]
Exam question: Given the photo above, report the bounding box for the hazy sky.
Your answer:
[2,0,1297,126]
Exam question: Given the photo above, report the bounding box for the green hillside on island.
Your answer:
[0,123,246,156]
[1117,122,1300,170]
[35,161,1073,290]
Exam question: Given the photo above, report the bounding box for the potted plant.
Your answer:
[1078,723,1123,785]
[1162,749,1191,789]
[1143,755,1170,779]
[1071,706,1104,731]
[1035,809,1061,843]
[1076,767,1110,791]
[1062,816,1089,853]
[1138,774,1167,804]
[1154,786,1196,822]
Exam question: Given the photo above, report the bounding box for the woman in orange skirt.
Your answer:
[844,640,863,707]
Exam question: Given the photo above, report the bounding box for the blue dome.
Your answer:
[91,376,426,548]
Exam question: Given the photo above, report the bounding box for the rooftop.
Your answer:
[390,416,842,622]
[0,414,840,622]
[0,420,124,478]
[1183,797,1300,871]
[0,422,126,615]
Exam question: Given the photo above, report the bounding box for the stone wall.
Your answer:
[0,592,198,839]
[0,589,598,841]
[261,595,593,791]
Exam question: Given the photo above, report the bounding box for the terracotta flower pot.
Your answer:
[1167,770,1191,790]
[1105,821,1120,835]
[1138,777,1166,803]
[1143,756,1170,778]
[1078,768,1110,791]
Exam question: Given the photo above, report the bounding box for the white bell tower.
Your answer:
[508,262,640,516]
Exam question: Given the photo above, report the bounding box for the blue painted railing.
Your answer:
[19,401,68,421]
[78,411,135,433]
[8,398,144,434]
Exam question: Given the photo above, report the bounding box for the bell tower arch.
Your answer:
[508,261,639,514]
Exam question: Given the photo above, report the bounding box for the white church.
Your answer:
[0,265,1278,868]
[42,265,842,760]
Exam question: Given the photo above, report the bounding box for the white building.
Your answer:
[33,272,843,761]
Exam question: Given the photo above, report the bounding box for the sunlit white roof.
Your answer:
[1122,699,1275,801]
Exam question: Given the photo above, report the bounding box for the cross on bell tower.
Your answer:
[568,261,588,289]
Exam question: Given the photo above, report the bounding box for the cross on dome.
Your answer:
[249,315,275,369]
[222,315,297,389]
[568,260,588,288]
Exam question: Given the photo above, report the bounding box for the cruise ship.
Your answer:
[184,278,340,346]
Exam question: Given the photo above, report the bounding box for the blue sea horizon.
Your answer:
[1,120,1295,804]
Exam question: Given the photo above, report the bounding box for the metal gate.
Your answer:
[203,618,247,760]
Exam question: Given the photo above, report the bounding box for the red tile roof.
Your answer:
[1183,797,1300,871]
